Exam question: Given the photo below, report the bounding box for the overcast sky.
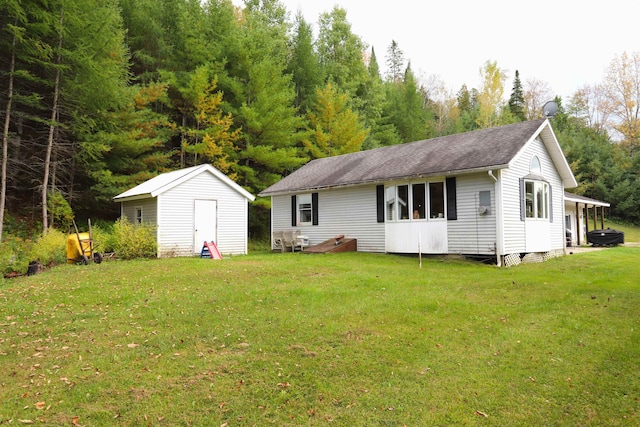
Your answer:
[233,0,640,100]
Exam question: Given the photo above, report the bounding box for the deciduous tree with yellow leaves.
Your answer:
[303,82,369,159]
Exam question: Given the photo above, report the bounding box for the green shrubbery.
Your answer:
[0,236,32,276]
[111,217,157,259]
[29,228,68,267]
[1,218,157,277]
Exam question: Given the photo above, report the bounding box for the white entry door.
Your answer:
[194,199,217,254]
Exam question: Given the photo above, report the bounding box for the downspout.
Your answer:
[488,170,502,266]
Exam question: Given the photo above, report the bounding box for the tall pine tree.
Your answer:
[508,70,526,121]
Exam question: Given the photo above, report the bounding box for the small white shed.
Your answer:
[114,164,255,257]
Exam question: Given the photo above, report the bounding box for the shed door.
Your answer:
[194,199,217,254]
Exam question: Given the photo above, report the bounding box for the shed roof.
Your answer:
[113,164,255,202]
[259,119,577,196]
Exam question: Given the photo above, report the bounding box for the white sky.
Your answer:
[234,0,640,100]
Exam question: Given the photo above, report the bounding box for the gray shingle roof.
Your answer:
[260,119,547,196]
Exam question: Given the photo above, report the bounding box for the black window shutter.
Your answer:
[376,185,384,223]
[549,185,553,223]
[312,192,319,225]
[519,178,525,221]
[291,195,297,227]
[446,177,457,220]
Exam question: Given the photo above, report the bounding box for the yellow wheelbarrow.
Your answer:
[66,220,103,265]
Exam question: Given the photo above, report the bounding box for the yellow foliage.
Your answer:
[303,82,369,159]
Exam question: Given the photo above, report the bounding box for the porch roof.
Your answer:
[564,191,610,207]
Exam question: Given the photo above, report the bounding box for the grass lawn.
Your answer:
[606,220,640,243]
[1,248,639,426]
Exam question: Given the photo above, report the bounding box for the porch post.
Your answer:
[575,202,581,246]
[600,206,605,229]
[593,204,597,230]
[585,206,589,234]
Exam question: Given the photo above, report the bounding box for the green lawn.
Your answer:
[606,220,640,243]
[1,249,639,426]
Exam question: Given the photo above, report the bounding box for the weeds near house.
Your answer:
[0,249,638,426]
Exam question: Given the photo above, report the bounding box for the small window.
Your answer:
[298,194,312,224]
[530,156,542,174]
[412,183,426,219]
[429,182,445,219]
[397,185,409,220]
[135,207,143,224]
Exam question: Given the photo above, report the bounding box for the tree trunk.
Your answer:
[0,32,17,243]
[42,7,64,235]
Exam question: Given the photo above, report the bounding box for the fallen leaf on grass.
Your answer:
[276,382,291,388]
[475,410,489,418]
[127,343,139,348]
[34,401,46,410]
[18,420,34,424]
[72,416,83,426]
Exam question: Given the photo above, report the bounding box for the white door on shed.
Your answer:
[194,199,217,254]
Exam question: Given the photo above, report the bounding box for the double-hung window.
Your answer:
[298,194,312,224]
[292,193,318,226]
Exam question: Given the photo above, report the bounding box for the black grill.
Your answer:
[586,229,624,246]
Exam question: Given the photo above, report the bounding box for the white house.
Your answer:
[114,164,255,257]
[259,119,579,266]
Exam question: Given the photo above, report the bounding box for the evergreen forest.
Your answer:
[1,0,639,241]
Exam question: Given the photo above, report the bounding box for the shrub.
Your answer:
[29,228,68,267]
[90,222,116,254]
[112,217,157,259]
[0,236,32,276]
[47,192,74,230]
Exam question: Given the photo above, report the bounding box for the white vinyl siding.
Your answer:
[447,173,497,255]
[158,172,249,257]
[501,137,564,255]
[271,185,385,252]
[122,198,157,225]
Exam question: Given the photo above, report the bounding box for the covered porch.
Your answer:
[564,192,611,246]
